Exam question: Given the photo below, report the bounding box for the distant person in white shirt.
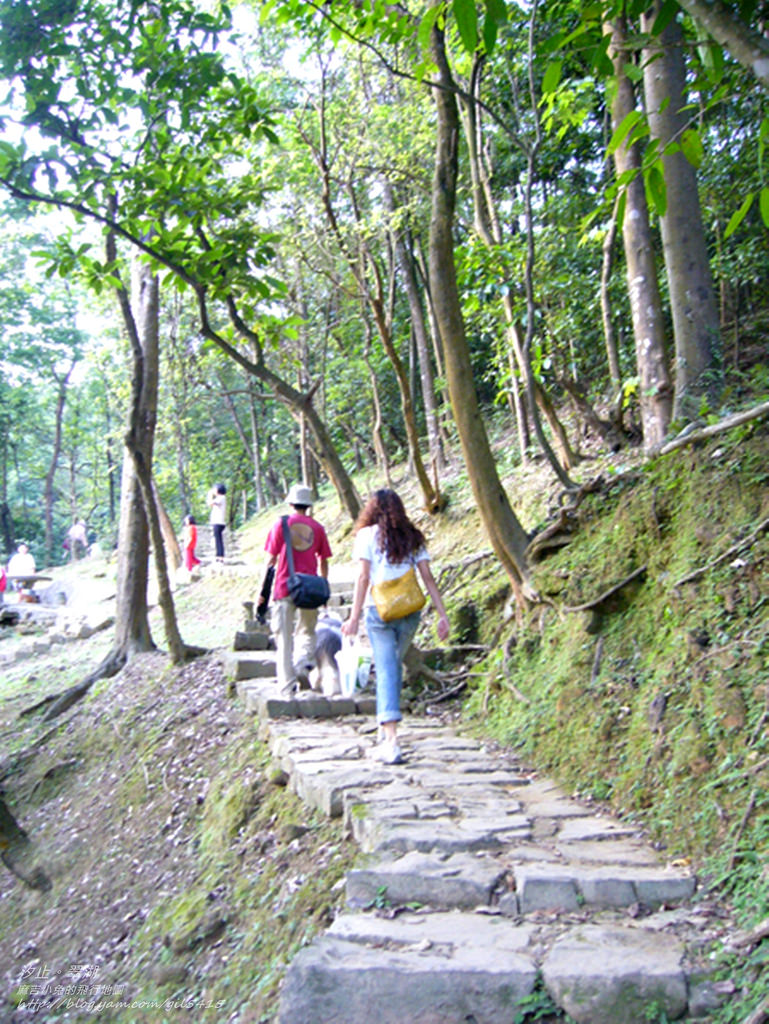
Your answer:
[7,543,36,590]
[66,520,88,560]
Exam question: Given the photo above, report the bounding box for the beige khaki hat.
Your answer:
[286,484,314,506]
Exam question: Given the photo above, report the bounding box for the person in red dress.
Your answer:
[183,514,201,572]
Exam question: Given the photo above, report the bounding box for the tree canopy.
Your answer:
[0,0,766,575]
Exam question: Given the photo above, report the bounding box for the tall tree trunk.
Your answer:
[248,385,266,511]
[428,16,533,599]
[641,1,722,420]
[43,360,75,565]
[606,17,673,449]
[601,199,622,391]
[114,448,154,656]
[674,0,769,89]
[384,181,446,474]
[123,262,186,663]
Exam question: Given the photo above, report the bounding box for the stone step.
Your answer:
[232,628,273,651]
[237,680,376,730]
[346,849,694,915]
[278,910,696,1024]
[223,650,276,680]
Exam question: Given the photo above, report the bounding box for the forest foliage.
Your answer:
[0,0,766,566]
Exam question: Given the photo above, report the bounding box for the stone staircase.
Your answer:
[224,579,728,1024]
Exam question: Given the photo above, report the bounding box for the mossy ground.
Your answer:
[461,421,769,1023]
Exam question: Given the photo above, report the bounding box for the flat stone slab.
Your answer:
[542,924,688,1024]
[239,682,374,720]
[223,650,276,680]
[555,839,661,866]
[293,764,395,817]
[233,629,272,650]
[347,850,507,910]
[279,913,538,1024]
[556,816,639,843]
[328,910,537,954]
[513,862,695,914]
[352,813,532,856]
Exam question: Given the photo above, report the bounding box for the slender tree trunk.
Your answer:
[123,262,186,663]
[506,345,530,462]
[248,385,266,511]
[208,337,362,521]
[606,17,673,449]
[642,1,722,420]
[152,479,182,574]
[43,361,75,565]
[304,81,441,513]
[601,199,622,391]
[428,16,533,599]
[114,449,154,655]
[384,182,446,474]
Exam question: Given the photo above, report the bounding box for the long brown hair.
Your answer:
[354,489,425,563]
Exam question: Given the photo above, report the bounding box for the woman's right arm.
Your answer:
[417,560,450,641]
[342,558,371,636]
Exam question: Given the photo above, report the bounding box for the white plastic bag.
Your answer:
[338,638,362,697]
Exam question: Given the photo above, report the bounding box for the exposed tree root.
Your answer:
[40,647,129,722]
[22,642,204,724]
[502,631,531,704]
[0,797,51,892]
[526,507,577,561]
[562,565,648,613]
[742,995,769,1024]
[732,917,769,949]
[655,399,769,457]
[183,644,210,661]
[673,515,769,588]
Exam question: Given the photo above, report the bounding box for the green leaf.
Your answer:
[723,194,754,240]
[645,164,667,216]
[482,12,498,55]
[679,128,703,168]
[607,110,643,156]
[541,61,562,96]
[651,0,678,35]
[417,6,440,51]
[452,0,478,53]
[760,187,769,229]
[486,0,507,25]
[697,39,724,85]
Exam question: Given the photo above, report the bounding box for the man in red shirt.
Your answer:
[263,484,332,696]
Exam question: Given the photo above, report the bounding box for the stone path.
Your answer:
[226,583,726,1024]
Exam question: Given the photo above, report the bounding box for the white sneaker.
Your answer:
[371,739,403,765]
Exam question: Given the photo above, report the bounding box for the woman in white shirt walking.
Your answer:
[342,489,449,764]
[207,484,227,562]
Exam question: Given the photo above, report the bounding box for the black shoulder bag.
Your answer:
[281,516,330,609]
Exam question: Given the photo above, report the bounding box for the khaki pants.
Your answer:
[271,597,317,690]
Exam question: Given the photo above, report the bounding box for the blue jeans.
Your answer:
[365,606,421,724]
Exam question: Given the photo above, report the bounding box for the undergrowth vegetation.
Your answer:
[463,420,769,1021]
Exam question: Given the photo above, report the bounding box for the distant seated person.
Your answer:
[0,563,6,604]
[66,519,88,560]
[7,543,36,590]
